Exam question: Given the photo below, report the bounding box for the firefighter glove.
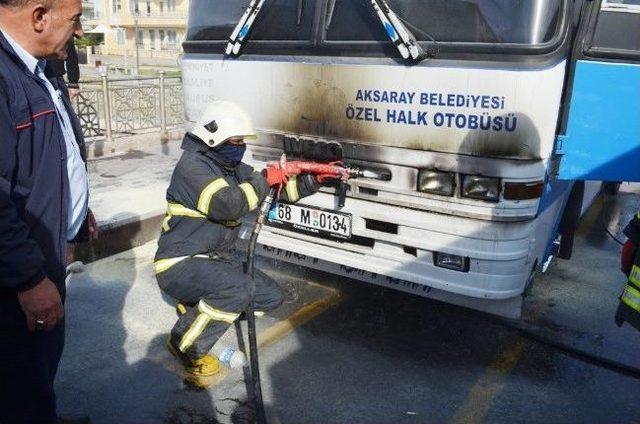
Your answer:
[621,239,635,276]
[263,165,288,187]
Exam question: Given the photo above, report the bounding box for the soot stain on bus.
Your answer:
[272,79,541,161]
[459,113,541,159]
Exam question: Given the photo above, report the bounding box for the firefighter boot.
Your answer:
[167,337,220,377]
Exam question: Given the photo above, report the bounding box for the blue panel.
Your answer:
[537,180,570,261]
[558,60,640,181]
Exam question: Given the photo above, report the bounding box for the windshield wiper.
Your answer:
[325,0,337,30]
[367,0,425,63]
[226,0,267,57]
[297,0,304,25]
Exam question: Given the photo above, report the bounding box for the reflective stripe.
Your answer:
[198,299,239,323]
[629,265,640,287]
[161,215,171,232]
[285,178,300,202]
[197,178,229,214]
[162,203,206,232]
[169,202,206,218]
[154,256,189,274]
[179,313,211,352]
[177,300,239,352]
[220,220,242,228]
[239,182,259,211]
[621,284,640,313]
[154,254,218,275]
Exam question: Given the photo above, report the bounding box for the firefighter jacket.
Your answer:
[620,212,640,324]
[154,134,319,273]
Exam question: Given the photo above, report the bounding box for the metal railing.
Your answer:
[72,72,184,142]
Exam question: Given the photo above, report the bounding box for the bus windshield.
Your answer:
[186,0,564,48]
[327,0,562,44]
[186,0,318,42]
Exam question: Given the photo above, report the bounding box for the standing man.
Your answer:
[48,40,81,99]
[0,0,97,423]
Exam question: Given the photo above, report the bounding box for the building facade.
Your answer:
[83,0,188,61]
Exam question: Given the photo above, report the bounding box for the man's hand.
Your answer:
[87,209,99,241]
[68,87,80,100]
[17,277,64,331]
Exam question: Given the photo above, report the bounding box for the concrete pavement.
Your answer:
[56,231,640,423]
[75,142,181,261]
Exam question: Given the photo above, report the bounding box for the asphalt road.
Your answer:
[57,185,640,424]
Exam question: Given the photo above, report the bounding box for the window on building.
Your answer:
[117,28,125,45]
[111,0,121,13]
[159,29,166,49]
[168,30,177,47]
[146,1,151,15]
[159,1,164,13]
[168,0,175,12]
[136,29,144,46]
[129,0,139,13]
[149,30,156,49]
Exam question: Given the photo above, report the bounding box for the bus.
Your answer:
[180,0,640,318]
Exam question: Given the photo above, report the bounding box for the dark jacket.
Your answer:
[0,31,87,293]
[47,42,80,89]
[155,134,319,264]
[623,214,640,245]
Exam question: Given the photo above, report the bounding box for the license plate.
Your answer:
[268,203,352,240]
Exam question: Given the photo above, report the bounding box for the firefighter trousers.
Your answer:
[156,256,283,360]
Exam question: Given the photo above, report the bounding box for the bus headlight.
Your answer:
[417,170,455,196]
[461,175,501,202]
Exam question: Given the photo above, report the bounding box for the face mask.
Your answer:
[214,143,247,166]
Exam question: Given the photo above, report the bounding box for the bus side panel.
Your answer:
[558,61,640,182]
[535,179,574,268]
[535,180,602,269]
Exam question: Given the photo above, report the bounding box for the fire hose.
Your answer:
[244,154,383,424]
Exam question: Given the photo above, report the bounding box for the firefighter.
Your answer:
[154,100,320,377]
[617,212,640,332]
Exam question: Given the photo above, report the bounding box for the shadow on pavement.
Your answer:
[56,217,220,423]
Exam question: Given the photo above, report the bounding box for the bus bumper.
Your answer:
[241,193,536,319]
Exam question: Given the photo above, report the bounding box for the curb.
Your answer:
[74,211,165,263]
[85,127,184,160]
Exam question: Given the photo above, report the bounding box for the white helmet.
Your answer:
[190,100,257,148]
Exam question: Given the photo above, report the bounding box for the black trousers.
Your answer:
[156,257,283,360]
[0,294,64,424]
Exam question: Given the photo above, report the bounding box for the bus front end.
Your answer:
[182,0,577,318]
